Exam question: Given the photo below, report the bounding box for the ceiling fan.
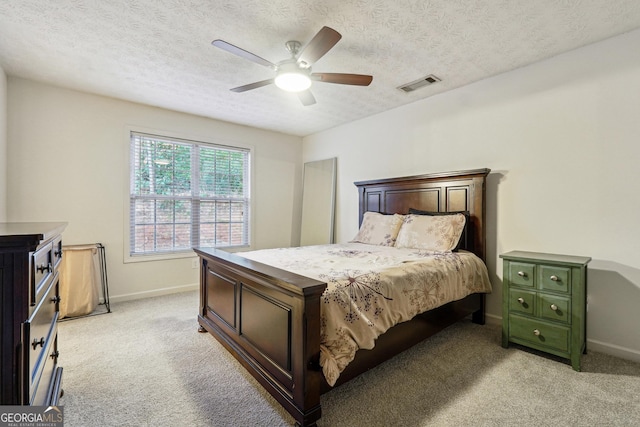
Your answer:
[212,26,373,106]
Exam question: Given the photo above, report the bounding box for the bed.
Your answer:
[194,168,491,427]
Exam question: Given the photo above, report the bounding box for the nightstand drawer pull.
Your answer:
[533,329,541,336]
[550,275,559,281]
[517,271,527,277]
[550,304,558,311]
[517,297,525,304]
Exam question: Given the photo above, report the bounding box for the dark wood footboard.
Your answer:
[195,247,327,427]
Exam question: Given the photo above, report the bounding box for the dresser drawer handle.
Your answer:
[550,304,558,311]
[51,295,61,304]
[533,329,541,336]
[50,350,60,360]
[517,271,527,277]
[55,249,63,258]
[550,275,559,281]
[36,263,52,273]
[32,337,45,349]
[517,297,525,304]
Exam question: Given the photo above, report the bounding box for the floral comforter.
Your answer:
[239,243,492,386]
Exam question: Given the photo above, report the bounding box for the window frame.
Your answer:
[124,127,253,263]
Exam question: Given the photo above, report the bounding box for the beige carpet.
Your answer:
[58,291,640,426]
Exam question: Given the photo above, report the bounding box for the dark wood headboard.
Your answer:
[354,168,490,261]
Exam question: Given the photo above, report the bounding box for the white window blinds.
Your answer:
[129,132,250,255]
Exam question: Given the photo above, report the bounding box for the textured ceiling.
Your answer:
[2,1,640,137]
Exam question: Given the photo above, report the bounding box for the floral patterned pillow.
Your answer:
[350,212,404,246]
[395,213,466,251]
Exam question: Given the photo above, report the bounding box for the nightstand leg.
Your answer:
[571,353,581,372]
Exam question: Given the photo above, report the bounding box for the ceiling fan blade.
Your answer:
[311,73,373,86]
[230,79,274,93]
[297,27,342,66]
[297,90,316,106]
[212,40,275,69]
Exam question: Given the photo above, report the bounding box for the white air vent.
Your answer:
[398,74,441,93]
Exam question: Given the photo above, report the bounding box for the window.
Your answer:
[129,132,250,256]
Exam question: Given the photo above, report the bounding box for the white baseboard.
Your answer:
[109,283,199,303]
[485,313,501,326]
[587,338,640,363]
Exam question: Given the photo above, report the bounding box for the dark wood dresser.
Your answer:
[0,222,67,405]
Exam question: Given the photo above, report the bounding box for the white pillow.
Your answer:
[395,213,466,251]
[350,212,404,246]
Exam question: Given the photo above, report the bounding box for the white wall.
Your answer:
[7,78,303,301]
[303,29,640,362]
[0,65,6,221]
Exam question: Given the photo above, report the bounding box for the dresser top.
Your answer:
[500,250,591,266]
[0,222,67,249]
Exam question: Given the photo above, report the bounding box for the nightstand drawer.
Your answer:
[539,293,571,324]
[508,289,535,315]
[509,314,569,353]
[508,262,535,287]
[539,265,571,293]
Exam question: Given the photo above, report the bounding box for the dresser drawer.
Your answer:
[539,293,571,324]
[508,262,535,287]
[31,242,54,306]
[539,265,571,293]
[508,289,535,315]
[24,274,59,402]
[509,314,569,353]
[52,236,63,271]
[29,334,60,406]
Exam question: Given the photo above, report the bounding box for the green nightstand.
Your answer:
[500,251,591,371]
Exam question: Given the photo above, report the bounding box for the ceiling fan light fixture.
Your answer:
[275,73,311,92]
[274,61,311,92]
